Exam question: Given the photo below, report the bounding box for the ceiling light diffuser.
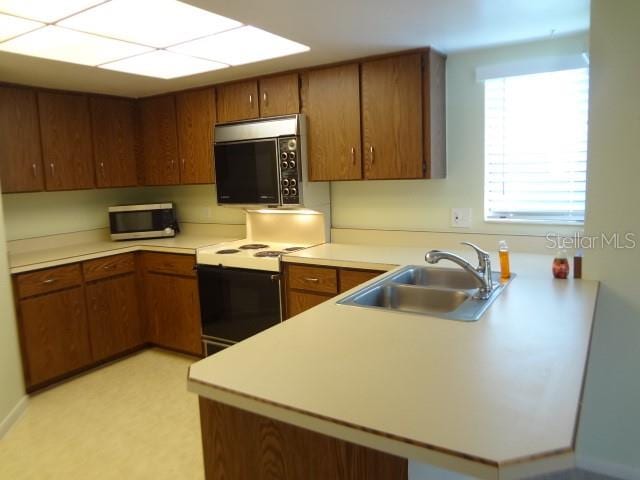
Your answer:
[59,0,241,48]
[0,0,105,23]
[0,25,152,66]
[0,13,43,42]
[169,26,309,66]
[99,50,228,79]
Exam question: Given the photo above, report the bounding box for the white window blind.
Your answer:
[484,67,589,224]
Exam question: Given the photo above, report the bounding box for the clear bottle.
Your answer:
[498,240,510,279]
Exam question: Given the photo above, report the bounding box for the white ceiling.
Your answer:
[0,0,589,98]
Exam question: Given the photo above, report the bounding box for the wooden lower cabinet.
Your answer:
[199,397,408,480]
[284,263,385,318]
[142,253,202,356]
[19,286,92,387]
[85,273,143,362]
[15,252,202,391]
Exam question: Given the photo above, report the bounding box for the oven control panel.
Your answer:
[278,136,302,205]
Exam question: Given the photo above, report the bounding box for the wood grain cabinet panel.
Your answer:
[199,398,408,480]
[176,88,216,184]
[259,73,300,117]
[142,252,196,277]
[339,268,384,293]
[301,64,362,181]
[82,253,135,282]
[16,263,83,298]
[0,86,44,193]
[85,273,142,362]
[286,290,332,318]
[89,96,138,188]
[19,286,92,387]
[138,95,180,185]
[38,91,95,190]
[361,53,424,180]
[287,264,338,294]
[216,80,259,122]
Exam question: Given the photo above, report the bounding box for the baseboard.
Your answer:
[0,395,28,439]
[577,454,640,480]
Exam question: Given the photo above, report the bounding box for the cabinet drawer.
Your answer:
[142,252,196,277]
[83,253,135,282]
[287,264,337,294]
[287,290,332,318]
[339,269,384,293]
[16,264,82,299]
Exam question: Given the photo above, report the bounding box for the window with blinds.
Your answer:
[484,67,589,224]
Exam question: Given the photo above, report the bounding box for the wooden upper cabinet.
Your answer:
[216,80,259,122]
[259,73,299,117]
[176,88,215,184]
[138,95,180,185]
[90,96,138,188]
[361,53,425,180]
[0,86,44,193]
[38,91,95,190]
[301,64,362,181]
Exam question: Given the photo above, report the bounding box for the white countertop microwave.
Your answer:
[108,203,178,241]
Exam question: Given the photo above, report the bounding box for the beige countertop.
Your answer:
[8,232,240,274]
[190,244,598,479]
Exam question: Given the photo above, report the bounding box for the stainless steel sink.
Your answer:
[337,265,514,322]
[392,266,482,290]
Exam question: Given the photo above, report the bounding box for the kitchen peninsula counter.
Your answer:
[189,243,598,479]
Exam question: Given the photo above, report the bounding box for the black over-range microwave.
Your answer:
[108,203,178,241]
[214,114,307,207]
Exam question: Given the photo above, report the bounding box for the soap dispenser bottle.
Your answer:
[498,240,510,279]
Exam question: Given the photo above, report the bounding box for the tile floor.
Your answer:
[0,349,204,480]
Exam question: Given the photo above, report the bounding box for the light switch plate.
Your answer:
[451,208,472,228]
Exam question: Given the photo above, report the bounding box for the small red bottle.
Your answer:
[553,250,570,279]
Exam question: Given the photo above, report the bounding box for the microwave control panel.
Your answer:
[278,136,302,205]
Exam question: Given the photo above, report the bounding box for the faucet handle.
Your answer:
[460,242,490,268]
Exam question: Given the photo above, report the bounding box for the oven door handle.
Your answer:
[270,274,280,282]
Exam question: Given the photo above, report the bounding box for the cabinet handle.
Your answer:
[100,161,105,175]
[350,147,356,165]
[31,163,37,177]
[42,278,56,284]
[181,158,185,168]
[263,91,268,106]
[369,145,375,165]
[249,94,253,105]
[50,163,55,176]
[103,264,116,270]
[303,277,319,283]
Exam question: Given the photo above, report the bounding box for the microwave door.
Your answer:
[214,139,280,205]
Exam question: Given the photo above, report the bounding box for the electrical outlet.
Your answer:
[451,208,472,228]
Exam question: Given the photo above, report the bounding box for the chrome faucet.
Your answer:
[425,242,494,299]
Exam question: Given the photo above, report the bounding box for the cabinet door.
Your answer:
[145,272,202,355]
[139,95,180,185]
[176,88,215,184]
[302,64,362,181]
[86,273,142,362]
[19,287,92,386]
[216,80,259,122]
[259,73,299,117]
[38,91,95,190]
[286,290,331,319]
[0,86,44,193]
[361,53,424,179]
[90,96,138,188]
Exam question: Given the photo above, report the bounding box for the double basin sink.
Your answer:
[338,265,514,322]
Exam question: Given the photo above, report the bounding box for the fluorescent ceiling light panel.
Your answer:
[0,13,43,42]
[59,0,242,48]
[0,0,105,23]
[0,25,152,66]
[99,50,228,79]
[169,26,309,65]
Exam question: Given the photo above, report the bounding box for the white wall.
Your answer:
[331,32,588,237]
[1,185,245,241]
[0,185,25,431]
[577,1,640,477]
